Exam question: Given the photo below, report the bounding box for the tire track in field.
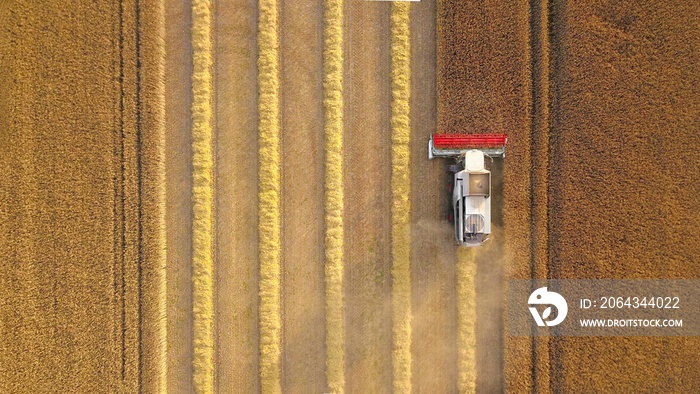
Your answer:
[546,1,564,391]
[528,0,552,391]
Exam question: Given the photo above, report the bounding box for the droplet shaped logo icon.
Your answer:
[528,287,568,327]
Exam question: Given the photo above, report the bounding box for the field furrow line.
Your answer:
[528,0,552,391]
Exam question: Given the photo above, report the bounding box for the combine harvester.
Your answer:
[428,134,507,246]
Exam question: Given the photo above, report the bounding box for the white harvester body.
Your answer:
[428,133,506,247]
[453,150,491,246]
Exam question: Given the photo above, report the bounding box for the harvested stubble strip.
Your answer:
[390,3,412,393]
[191,0,215,393]
[258,0,282,392]
[456,247,477,393]
[323,0,345,392]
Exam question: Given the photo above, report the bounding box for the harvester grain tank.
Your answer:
[428,134,507,247]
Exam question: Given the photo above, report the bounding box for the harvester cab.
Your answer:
[428,134,507,247]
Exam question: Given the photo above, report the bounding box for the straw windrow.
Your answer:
[390,3,412,393]
[258,0,282,392]
[191,1,215,392]
[323,0,345,392]
[456,247,477,393]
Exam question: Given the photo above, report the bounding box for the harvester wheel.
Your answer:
[447,172,455,223]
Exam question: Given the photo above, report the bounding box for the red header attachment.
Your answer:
[428,133,507,159]
[432,133,507,149]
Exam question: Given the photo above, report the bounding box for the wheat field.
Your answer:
[1,0,698,392]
